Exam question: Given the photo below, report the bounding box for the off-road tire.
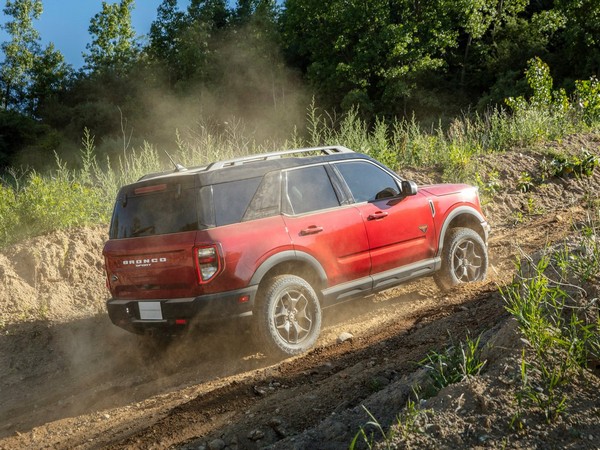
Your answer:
[434,227,488,291]
[254,274,322,357]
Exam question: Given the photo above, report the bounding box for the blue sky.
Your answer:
[0,0,185,68]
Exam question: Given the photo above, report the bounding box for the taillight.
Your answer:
[194,245,222,284]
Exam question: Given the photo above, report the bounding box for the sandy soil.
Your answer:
[0,133,599,449]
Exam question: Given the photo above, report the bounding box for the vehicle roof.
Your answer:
[130,147,375,188]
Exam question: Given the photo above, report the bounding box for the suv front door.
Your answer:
[333,160,436,278]
[281,164,371,288]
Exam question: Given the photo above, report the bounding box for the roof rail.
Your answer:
[205,145,354,171]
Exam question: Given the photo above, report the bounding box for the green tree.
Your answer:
[282,0,457,117]
[148,0,232,88]
[28,43,72,119]
[175,0,230,85]
[0,0,43,110]
[84,0,139,75]
[554,0,600,78]
[472,4,567,106]
[189,0,229,29]
[147,0,186,87]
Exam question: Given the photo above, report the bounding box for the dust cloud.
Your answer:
[0,225,270,436]
[134,26,310,159]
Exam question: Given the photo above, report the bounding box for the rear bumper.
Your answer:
[107,285,258,334]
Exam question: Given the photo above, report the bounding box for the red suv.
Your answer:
[103,146,489,356]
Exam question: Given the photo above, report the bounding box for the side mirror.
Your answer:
[374,186,399,200]
[401,180,418,196]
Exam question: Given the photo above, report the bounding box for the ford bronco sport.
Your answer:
[103,146,489,356]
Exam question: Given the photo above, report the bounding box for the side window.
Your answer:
[335,161,399,203]
[212,177,262,226]
[285,165,340,215]
[243,171,282,221]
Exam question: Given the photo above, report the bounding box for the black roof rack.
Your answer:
[205,145,354,171]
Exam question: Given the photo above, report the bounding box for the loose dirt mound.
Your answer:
[0,226,107,325]
[0,133,599,450]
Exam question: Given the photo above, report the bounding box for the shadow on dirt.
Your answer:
[0,314,268,437]
[0,279,459,438]
[114,289,509,450]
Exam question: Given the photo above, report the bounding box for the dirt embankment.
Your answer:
[0,133,599,449]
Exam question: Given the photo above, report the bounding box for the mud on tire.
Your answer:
[254,275,322,357]
[434,227,488,291]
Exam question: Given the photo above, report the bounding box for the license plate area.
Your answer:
[138,301,163,320]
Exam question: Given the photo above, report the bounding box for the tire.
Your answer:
[254,274,322,357]
[434,227,488,291]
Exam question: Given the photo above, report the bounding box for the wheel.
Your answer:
[434,227,488,291]
[254,274,322,357]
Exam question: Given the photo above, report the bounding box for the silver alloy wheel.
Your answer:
[452,239,484,282]
[272,289,313,345]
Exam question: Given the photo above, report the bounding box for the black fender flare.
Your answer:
[436,206,489,257]
[249,250,328,288]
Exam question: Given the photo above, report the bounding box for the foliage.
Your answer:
[26,43,71,118]
[517,171,534,193]
[281,0,458,116]
[0,180,19,245]
[505,57,576,145]
[0,108,57,167]
[421,334,487,392]
[84,0,139,75]
[474,169,501,202]
[0,0,43,110]
[350,395,432,450]
[541,150,599,179]
[502,244,600,426]
[0,152,109,247]
[2,0,600,157]
[574,77,600,126]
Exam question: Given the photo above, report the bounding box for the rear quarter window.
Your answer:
[212,177,262,226]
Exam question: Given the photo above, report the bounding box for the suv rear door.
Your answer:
[104,181,202,300]
[281,164,371,288]
[333,160,436,278]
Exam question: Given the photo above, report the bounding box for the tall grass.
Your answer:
[502,212,600,426]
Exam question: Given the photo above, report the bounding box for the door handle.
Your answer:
[367,211,388,221]
[300,225,324,236]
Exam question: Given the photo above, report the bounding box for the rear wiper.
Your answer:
[130,225,155,237]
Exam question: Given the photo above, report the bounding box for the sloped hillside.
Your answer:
[0,133,599,450]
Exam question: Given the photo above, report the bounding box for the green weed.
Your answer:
[421,334,487,392]
[475,169,501,202]
[350,390,432,450]
[517,172,534,193]
[503,243,600,426]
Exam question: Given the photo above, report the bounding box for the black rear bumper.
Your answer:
[107,285,257,334]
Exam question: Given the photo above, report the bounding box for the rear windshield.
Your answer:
[109,186,199,239]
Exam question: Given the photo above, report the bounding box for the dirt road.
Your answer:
[1,134,599,449]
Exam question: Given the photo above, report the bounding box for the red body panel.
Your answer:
[283,205,371,286]
[104,230,200,300]
[104,216,293,299]
[353,192,437,273]
[196,216,293,293]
